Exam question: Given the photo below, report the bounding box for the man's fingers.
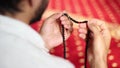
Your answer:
[78,23,87,39]
[79,28,87,34]
[79,23,87,29]
[46,12,63,22]
[89,19,108,31]
[60,15,73,32]
[79,34,86,39]
[88,20,101,36]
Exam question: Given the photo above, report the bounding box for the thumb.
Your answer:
[47,12,63,21]
[88,20,101,36]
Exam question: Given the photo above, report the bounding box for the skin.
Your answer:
[39,12,73,50]
[79,19,111,68]
[2,0,111,68]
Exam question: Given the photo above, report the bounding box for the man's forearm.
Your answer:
[90,56,107,68]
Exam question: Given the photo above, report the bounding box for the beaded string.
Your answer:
[62,13,89,68]
[61,25,66,59]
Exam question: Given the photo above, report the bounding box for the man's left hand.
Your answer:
[39,12,73,50]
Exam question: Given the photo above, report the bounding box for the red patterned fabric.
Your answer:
[31,0,120,68]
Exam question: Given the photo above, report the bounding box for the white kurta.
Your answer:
[0,15,74,68]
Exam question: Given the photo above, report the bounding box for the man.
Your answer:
[0,0,111,68]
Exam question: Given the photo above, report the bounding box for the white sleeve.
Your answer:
[0,33,74,68]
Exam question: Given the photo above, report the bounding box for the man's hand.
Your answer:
[39,12,73,50]
[79,19,111,68]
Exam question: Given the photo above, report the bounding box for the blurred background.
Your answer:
[31,0,120,68]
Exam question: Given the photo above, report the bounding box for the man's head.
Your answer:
[0,0,49,24]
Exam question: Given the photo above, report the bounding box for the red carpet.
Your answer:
[31,0,120,68]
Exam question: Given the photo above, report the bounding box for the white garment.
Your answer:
[0,15,74,68]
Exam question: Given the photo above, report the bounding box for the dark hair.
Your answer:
[30,0,49,24]
[0,0,22,15]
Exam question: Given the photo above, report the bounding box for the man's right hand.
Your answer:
[78,19,111,68]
